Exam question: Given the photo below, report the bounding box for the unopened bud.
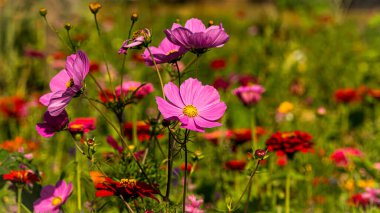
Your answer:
[162,119,171,127]
[86,138,96,147]
[131,12,139,22]
[89,2,102,14]
[64,23,72,31]
[254,149,266,160]
[208,20,214,27]
[39,8,47,17]
[175,19,180,24]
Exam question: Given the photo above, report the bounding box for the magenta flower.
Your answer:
[330,147,363,167]
[185,195,204,213]
[233,84,265,107]
[115,81,154,99]
[156,78,226,132]
[119,28,151,54]
[362,188,380,206]
[33,180,73,213]
[36,110,69,138]
[40,50,89,116]
[142,24,188,66]
[164,18,229,54]
[106,136,123,153]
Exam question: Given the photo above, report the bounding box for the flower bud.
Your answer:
[39,8,47,17]
[254,149,266,160]
[131,12,139,22]
[208,20,214,27]
[89,2,102,14]
[64,23,72,31]
[175,19,180,24]
[86,138,96,147]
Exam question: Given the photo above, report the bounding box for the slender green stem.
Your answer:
[182,55,199,73]
[182,130,190,212]
[234,160,261,211]
[21,203,32,213]
[120,195,135,213]
[83,95,164,198]
[132,106,138,146]
[165,131,173,201]
[75,148,82,211]
[94,14,101,37]
[17,187,22,213]
[175,61,181,85]
[250,107,257,151]
[195,54,200,77]
[285,170,291,213]
[146,47,165,99]
[88,73,108,101]
[42,17,72,52]
[66,29,76,52]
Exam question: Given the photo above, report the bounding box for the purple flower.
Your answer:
[142,24,188,66]
[36,110,69,138]
[40,50,89,116]
[156,78,226,132]
[233,84,265,107]
[33,180,73,213]
[164,18,229,54]
[185,195,204,213]
[119,28,151,54]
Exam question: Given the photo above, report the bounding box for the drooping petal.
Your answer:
[73,50,90,82]
[204,27,230,48]
[164,82,185,108]
[156,97,183,120]
[181,118,204,132]
[124,36,145,48]
[184,18,206,33]
[36,123,56,138]
[198,102,226,121]
[165,28,193,49]
[49,70,71,92]
[48,91,73,116]
[39,185,55,198]
[180,78,202,105]
[194,116,222,129]
[39,93,53,106]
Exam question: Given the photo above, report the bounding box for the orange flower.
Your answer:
[90,171,106,186]
[0,137,38,153]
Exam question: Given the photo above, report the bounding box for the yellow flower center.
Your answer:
[183,105,198,117]
[51,196,62,206]
[66,79,74,88]
[166,50,178,55]
[120,178,137,187]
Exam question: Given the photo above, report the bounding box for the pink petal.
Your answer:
[48,91,73,116]
[184,18,206,33]
[205,28,229,48]
[194,116,221,129]
[39,93,53,106]
[36,123,56,138]
[193,85,220,109]
[199,102,226,121]
[181,118,204,132]
[49,70,70,92]
[156,97,182,120]
[180,78,202,105]
[164,82,185,108]
[165,28,193,49]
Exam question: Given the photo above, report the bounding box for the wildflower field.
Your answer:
[1,0,380,212]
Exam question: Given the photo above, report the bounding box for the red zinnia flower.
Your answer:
[180,163,193,173]
[68,117,96,134]
[368,89,380,100]
[203,130,232,145]
[230,127,267,145]
[266,131,313,159]
[0,96,28,120]
[95,177,159,202]
[224,160,246,171]
[334,88,361,103]
[3,170,39,184]
[210,58,226,70]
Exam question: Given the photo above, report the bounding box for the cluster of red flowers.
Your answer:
[224,160,246,171]
[266,131,313,159]
[124,121,163,142]
[202,127,266,146]
[95,177,159,202]
[334,86,380,104]
[0,96,28,120]
[3,170,39,184]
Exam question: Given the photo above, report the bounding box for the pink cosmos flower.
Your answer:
[40,50,89,116]
[119,28,151,54]
[156,78,226,132]
[164,18,229,54]
[115,81,154,99]
[362,188,380,206]
[33,180,73,213]
[142,24,188,66]
[233,84,265,106]
[330,147,363,167]
[185,194,204,213]
[36,110,69,138]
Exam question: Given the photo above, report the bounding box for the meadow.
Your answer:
[0,0,380,212]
